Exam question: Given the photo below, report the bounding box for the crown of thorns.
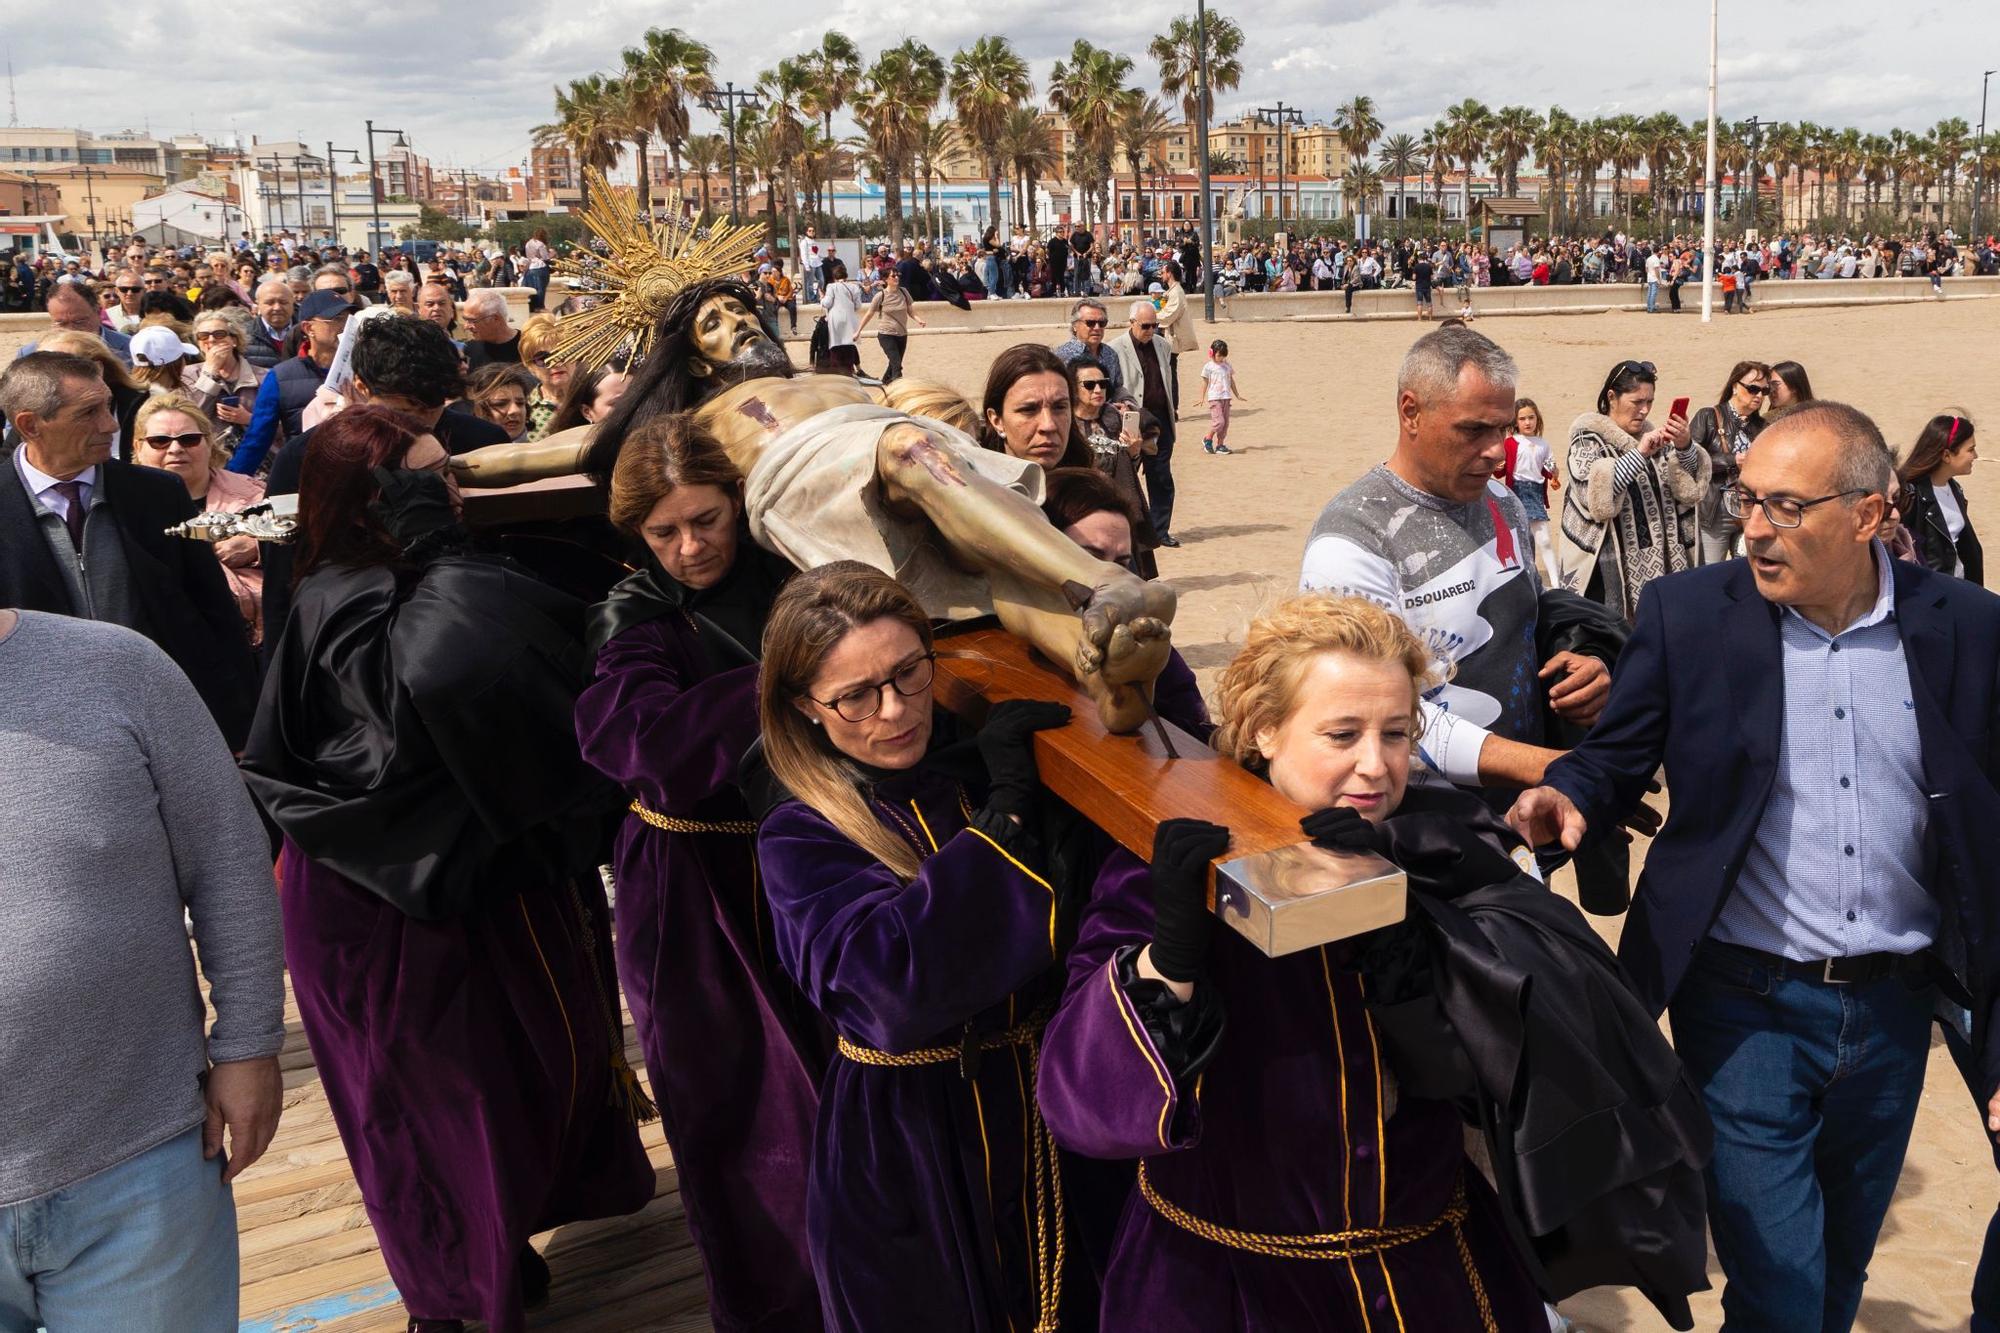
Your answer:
[549,167,764,373]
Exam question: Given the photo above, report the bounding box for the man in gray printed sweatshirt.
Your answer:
[0,606,284,1333]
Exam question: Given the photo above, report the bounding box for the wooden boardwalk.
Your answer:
[236,982,714,1332]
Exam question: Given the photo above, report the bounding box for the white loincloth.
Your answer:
[743,401,1045,621]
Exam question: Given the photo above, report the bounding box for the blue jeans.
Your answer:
[0,1126,238,1333]
[1669,943,1932,1333]
[1646,280,1659,312]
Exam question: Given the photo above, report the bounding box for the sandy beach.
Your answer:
[898,297,1996,1332]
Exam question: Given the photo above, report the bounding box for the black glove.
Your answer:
[1148,818,1231,984]
[1301,806,1383,856]
[976,700,1072,819]
[368,467,459,549]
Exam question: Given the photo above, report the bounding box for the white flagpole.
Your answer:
[1701,0,1718,322]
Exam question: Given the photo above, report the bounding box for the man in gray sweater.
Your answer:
[0,607,284,1332]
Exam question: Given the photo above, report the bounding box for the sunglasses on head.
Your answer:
[142,432,206,449]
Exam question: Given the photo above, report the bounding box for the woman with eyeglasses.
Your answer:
[754,561,1088,1333]
[1558,360,1705,623]
[517,314,571,441]
[1689,360,1772,564]
[180,308,264,449]
[574,415,829,1332]
[131,394,265,645]
[1065,355,1159,578]
[1898,413,1982,584]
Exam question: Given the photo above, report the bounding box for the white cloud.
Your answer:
[11,0,1994,174]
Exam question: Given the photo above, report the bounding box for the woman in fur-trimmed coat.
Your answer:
[1558,362,1709,623]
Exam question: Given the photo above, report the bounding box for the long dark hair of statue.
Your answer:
[583,276,771,485]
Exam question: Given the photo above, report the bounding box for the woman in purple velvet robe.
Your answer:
[240,408,654,1333]
[574,416,831,1332]
[753,562,1091,1333]
[1037,594,1548,1332]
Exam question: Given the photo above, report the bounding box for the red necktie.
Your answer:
[53,480,85,552]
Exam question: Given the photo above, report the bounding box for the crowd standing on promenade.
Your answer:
[2,222,1999,1333]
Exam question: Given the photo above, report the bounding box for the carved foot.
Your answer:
[1071,570,1177,688]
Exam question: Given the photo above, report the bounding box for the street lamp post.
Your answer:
[1255,102,1303,237]
[81,164,99,247]
[1974,70,1996,244]
[365,120,409,255]
[1196,0,1216,319]
[328,142,364,250]
[699,82,765,225]
[1739,114,1766,234]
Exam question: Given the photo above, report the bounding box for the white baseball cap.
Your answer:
[129,325,202,367]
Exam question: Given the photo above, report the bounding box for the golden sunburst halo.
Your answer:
[548,167,765,373]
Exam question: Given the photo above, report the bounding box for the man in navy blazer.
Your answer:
[1509,400,2000,1332]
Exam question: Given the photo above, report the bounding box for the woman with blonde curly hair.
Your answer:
[1040,591,1709,1331]
[517,313,571,440]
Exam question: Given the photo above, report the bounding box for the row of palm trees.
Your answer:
[535,26,1999,255]
[531,20,1256,255]
[1340,104,1998,237]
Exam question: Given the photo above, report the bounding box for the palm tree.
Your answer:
[1333,95,1384,171]
[1572,118,1610,227]
[797,32,862,236]
[1765,122,1801,228]
[1484,105,1540,197]
[854,40,945,246]
[1933,117,1971,215]
[1149,12,1244,126]
[532,74,624,212]
[1419,123,1451,217]
[1639,112,1683,232]
[682,133,724,217]
[1114,96,1176,239]
[1860,133,1893,215]
[1341,160,1383,232]
[621,27,715,217]
[913,117,958,241]
[1441,99,1491,228]
[996,110,1057,233]
[758,59,812,274]
[950,35,1034,237]
[1535,107,1576,235]
[1376,132,1420,231]
[1048,41,1135,230]
[1603,114,1643,233]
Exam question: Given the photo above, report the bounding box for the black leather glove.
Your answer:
[976,699,1072,819]
[1301,806,1383,856]
[368,467,459,549]
[1148,818,1232,984]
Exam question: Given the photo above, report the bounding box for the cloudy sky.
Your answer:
[16,0,1996,175]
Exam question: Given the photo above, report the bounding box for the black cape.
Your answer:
[242,554,618,919]
[1362,788,1714,1330]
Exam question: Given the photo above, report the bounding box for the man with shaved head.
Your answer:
[1510,400,2000,1330]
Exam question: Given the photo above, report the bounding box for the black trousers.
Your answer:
[1143,420,1177,538]
[878,334,907,383]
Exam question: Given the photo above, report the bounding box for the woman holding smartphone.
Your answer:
[1558,360,1706,623]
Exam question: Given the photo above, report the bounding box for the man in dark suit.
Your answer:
[1508,400,2000,1331]
[0,352,256,746]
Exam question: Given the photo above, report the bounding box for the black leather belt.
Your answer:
[1716,941,1931,986]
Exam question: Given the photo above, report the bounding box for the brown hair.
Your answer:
[465,362,538,427]
[1512,397,1543,435]
[1716,360,1772,415]
[1042,465,1143,536]
[607,414,742,535]
[758,561,936,879]
[132,393,226,470]
[1900,411,1977,483]
[979,343,1078,457]
[1211,595,1440,772]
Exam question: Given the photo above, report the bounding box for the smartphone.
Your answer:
[218,394,240,410]
[1120,405,1140,438]
[1668,396,1690,422]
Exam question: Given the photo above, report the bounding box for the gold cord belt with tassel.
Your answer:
[628,798,756,836]
[560,875,659,1126]
[1136,1165,1497,1333]
[839,1020,1067,1333]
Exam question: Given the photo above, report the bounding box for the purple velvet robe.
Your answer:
[1038,849,1549,1332]
[280,846,655,1333]
[757,766,1094,1333]
[576,615,831,1333]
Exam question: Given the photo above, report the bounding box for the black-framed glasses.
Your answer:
[141,431,207,449]
[1722,487,1868,528]
[809,652,937,722]
[1738,381,1769,396]
[115,285,141,293]
[1075,378,1108,392]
